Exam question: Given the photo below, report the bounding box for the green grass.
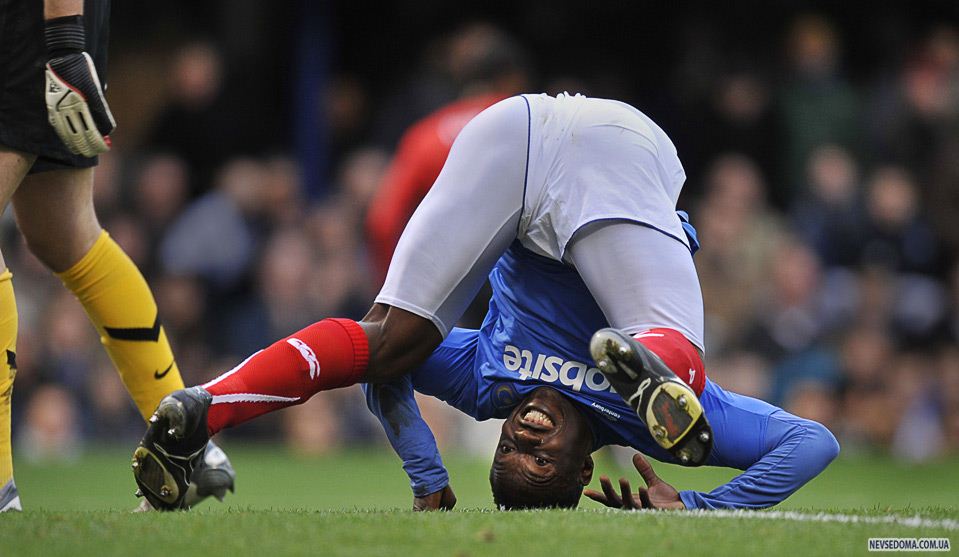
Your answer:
[2,446,957,556]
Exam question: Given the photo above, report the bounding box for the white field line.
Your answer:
[621,509,959,530]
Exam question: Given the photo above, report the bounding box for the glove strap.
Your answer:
[45,15,86,58]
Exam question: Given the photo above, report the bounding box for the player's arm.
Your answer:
[676,404,839,510]
[43,0,116,157]
[587,386,840,510]
[362,378,455,510]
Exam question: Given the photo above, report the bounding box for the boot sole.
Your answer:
[590,328,712,465]
[131,396,192,509]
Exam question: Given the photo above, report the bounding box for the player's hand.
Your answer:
[44,16,116,157]
[584,453,685,510]
[413,485,456,511]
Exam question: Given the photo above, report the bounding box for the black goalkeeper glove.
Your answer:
[44,15,116,157]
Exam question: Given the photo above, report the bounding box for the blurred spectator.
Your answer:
[260,156,307,228]
[86,361,141,440]
[744,238,842,404]
[695,154,784,351]
[159,158,263,290]
[18,385,81,463]
[132,154,191,271]
[861,166,941,275]
[938,346,959,452]
[784,380,840,433]
[890,353,946,462]
[779,15,862,195]
[691,71,780,204]
[154,274,212,385]
[37,292,100,393]
[327,76,374,164]
[949,263,959,343]
[224,228,318,356]
[790,145,865,267]
[147,42,258,195]
[134,155,190,237]
[282,392,343,456]
[338,148,389,214]
[91,150,122,218]
[705,351,772,400]
[836,326,896,453]
[874,28,959,178]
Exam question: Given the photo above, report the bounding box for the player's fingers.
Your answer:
[599,475,622,507]
[638,487,653,509]
[49,112,79,154]
[56,109,88,155]
[619,478,641,510]
[632,453,661,487]
[583,489,608,506]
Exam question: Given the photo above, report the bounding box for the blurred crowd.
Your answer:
[5,8,959,464]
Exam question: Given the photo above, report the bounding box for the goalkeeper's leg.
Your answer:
[14,167,184,420]
[0,270,18,512]
[0,147,35,511]
[14,167,236,509]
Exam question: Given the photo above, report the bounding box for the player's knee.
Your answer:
[21,224,100,273]
[20,233,61,270]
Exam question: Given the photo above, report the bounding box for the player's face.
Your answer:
[492,387,593,487]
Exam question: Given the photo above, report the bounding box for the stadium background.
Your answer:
[4,0,959,477]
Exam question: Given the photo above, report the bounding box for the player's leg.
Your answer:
[13,166,236,506]
[567,220,712,465]
[0,148,34,512]
[13,167,187,420]
[132,96,531,510]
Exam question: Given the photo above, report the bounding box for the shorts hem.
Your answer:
[373,295,451,338]
[0,131,98,173]
[561,215,690,260]
[621,323,704,354]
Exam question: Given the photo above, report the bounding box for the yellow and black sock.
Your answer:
[0,271,18,486]
[57,231,184,420]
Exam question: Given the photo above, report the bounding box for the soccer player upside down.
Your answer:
[131,93,838,510]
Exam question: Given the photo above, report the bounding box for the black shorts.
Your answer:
[0,0,109,174]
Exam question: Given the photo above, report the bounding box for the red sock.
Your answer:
[203,318,369,435]
[633,328,706,396]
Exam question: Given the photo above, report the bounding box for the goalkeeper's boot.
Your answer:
[132,387,212,510]
[590,328,712,466]
[133,440,236,512]
[184,440,235,506]
[0,479,21,512]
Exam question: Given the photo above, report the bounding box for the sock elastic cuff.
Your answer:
[55,230,111,284]
[0,271,11,284]
[326,318,370,377]
[45,15,86,57]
